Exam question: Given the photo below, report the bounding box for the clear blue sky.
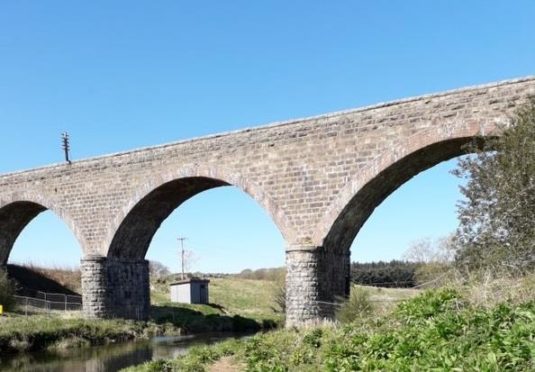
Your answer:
[1,1,534,273]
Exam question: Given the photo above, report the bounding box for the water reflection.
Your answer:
[0,333,246,372]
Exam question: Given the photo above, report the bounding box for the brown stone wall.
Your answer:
[1,77,534,323]
[81,256,149,320]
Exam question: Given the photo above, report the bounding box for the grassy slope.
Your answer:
[130,278,535,371]
[7,264,81,294]
[151,277,282,325]
[7,264,81,295]
[210,278,280,320]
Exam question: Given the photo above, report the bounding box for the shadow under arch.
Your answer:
[0,194,85,265]
[106,168,292,259]
[317,135,490,254]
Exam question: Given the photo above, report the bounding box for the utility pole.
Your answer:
[177,237,187,280]
[61,132,71,164]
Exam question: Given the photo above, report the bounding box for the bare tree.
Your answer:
[149,260,171,280]
[453,98,535,274]
[403,235,456,286]
[403,235,456,264]
[181,249,197,277]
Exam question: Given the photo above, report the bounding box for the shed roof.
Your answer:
[169,278,210,286]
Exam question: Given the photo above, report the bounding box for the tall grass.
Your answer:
[335,287,373,323]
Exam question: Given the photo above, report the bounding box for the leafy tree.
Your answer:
[453,98,535,274]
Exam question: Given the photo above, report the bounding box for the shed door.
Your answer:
[200,284,208,304]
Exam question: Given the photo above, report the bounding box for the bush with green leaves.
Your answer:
[129,286,535,371]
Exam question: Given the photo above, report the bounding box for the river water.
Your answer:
[0,333,246,372]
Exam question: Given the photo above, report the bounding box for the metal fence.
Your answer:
[14,291,82,314]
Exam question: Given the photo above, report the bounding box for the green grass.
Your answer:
[151,277,283,325]
[129,286,535,371]
[210,278,281,320]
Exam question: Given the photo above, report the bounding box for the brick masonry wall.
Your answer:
[1,77,534,323]
[1,77,533,256]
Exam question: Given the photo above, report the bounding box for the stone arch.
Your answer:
[314,117,503,253]
[0,192,86,265]
[104,165,293,259]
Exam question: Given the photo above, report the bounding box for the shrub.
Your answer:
[336,287,373,323]
[0,269,16,311]
[395,288,465,324]
[271,276,286,315]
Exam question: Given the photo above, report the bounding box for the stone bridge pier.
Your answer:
[0,77,533,326]
[285,245,350,326]
[81,256,150,320]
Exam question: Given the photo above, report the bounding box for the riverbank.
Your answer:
[0,310,276,357]
[0,314,178,354]
[129,275,535,371]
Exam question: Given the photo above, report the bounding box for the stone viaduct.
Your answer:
[1,77,534,326]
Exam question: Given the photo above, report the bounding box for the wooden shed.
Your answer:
[169,279,210,304]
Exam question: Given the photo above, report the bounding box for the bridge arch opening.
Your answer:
[0,201,47,265]
[108,176,286,260]
[93,176,286,320]
[146,186,285,275]
[0,201,82,266]
[0,201,83,305]
[321,137,484,254]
